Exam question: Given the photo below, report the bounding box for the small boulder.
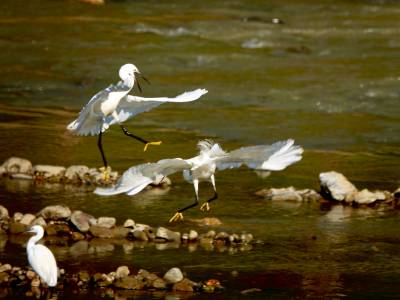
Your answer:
[0,205,9,220]
[156,227,181,242]
[2,157,32,174]
[97,217,116,229]
[0,264,12,272]
[89,225,113,239]
[20,214,36,226]
[188,230,198,241]
[261,187,303,201]
[39,205,71,220]
[31,217,46,227]
[123,219,135,228]
[319,171,358,202]
[33,165,66,180]
[71,210,96,233]
[173,278,195,292]
[131,229,148,241]
[65,165,90,182]
[13,212,23,222]
[116,266,130,279]
[163,267,183,284]
[114,276,145,290]
[353,189,386,205]
[152,277,167,289]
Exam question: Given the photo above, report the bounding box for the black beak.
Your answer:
[134,72,150,93]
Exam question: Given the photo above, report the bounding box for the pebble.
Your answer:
[123,219,135,228]
[163,267,184,284]
[116,266,130,279]
[188,230,198,241]
[97,217,116,229]
[13,212,23,222]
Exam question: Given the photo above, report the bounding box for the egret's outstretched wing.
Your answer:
[216,139,303,171]
[94,158,191,197]
[106,88,208,124]
[28,244,58,287]
[67,81,130,136]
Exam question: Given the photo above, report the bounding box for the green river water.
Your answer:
[0,0,399,298]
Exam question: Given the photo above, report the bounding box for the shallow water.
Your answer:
[0,0,399,298]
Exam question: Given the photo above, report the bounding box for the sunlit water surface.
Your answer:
[0,0,399,298]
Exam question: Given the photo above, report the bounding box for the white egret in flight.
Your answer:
[26,225,58,287]
[67,63,208,178]
[94,139,303,222]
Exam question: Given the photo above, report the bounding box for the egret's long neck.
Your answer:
[27,231,43,249]
[123,76,135,90]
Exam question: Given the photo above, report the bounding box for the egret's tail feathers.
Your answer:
[261,139,303,171]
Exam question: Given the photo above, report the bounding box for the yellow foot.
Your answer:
[143,141,162,152]
[169,212,184,223]
[99,166,112,182]
[200,202,211,212]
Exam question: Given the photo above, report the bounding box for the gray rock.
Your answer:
[188,230,198,241]
[116,266,130,279]
[114,276,144,290]
[319,171,358,202]
[13,212,23,222]
[123,219,135,228]
[65,165,90,182]
[39,205,71,220]
[156,227,181,242]
[2,157,32,175]
[163,267,183,284]
[97,217,116,229]
[353,189,386,204]
[264,187,303,201]
[71,210,96,233]
[31,217,46,227]
[0,205,9,220]
[20,214,36,226]
[33,165,66,179]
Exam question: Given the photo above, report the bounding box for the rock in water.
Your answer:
[173,278,194,292]
[39,205,72,220]
[0,205,9,220]
[353,189,387,204]
[71,210,96,232]
[116,266,130,279]
[65,165,90,182]
[163,267,183,284]
[33,165,66,179]
[114,276,144,290]
[2,157,32,174]
[156,227,181,242]
[97,217,116,229]
[319,171,358,202]
[20,214,36,225]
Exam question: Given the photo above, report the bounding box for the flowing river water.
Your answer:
[0,0,399,298]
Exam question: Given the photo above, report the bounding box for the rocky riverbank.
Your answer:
[0,262,223,297]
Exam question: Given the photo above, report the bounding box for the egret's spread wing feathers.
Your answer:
[28,244,58,287]
[106,88,208,125]
[216,139,303,171]
[94,158,191,197]
[67,81,130,136]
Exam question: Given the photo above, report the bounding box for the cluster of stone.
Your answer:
[0,205,256,249]
[255,171,399,208]
[0,262,223,296]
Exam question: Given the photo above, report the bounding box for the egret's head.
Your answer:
[27,225,44,235]
[119,63,150,92]
[119,63,139,80]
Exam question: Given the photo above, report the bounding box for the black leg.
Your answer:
[97,130,108,168]
[120,125,148,144]
[178,197,199,213]
[206,192,218,204]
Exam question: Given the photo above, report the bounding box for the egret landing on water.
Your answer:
[26,225,58,287]
[95,139,304,222]
[67,63,208,180]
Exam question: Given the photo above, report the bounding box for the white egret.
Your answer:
[67,63,208,178]
[94,139,303,222]
[26,225,58,287]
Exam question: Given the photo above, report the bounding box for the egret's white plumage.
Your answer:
[94,139,303,221]
[26,225,58,287]
[67,64,208,136]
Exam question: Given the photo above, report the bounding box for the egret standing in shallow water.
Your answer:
[26,225,58,287]
[94,139,303,222]
[67,63,208,178]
